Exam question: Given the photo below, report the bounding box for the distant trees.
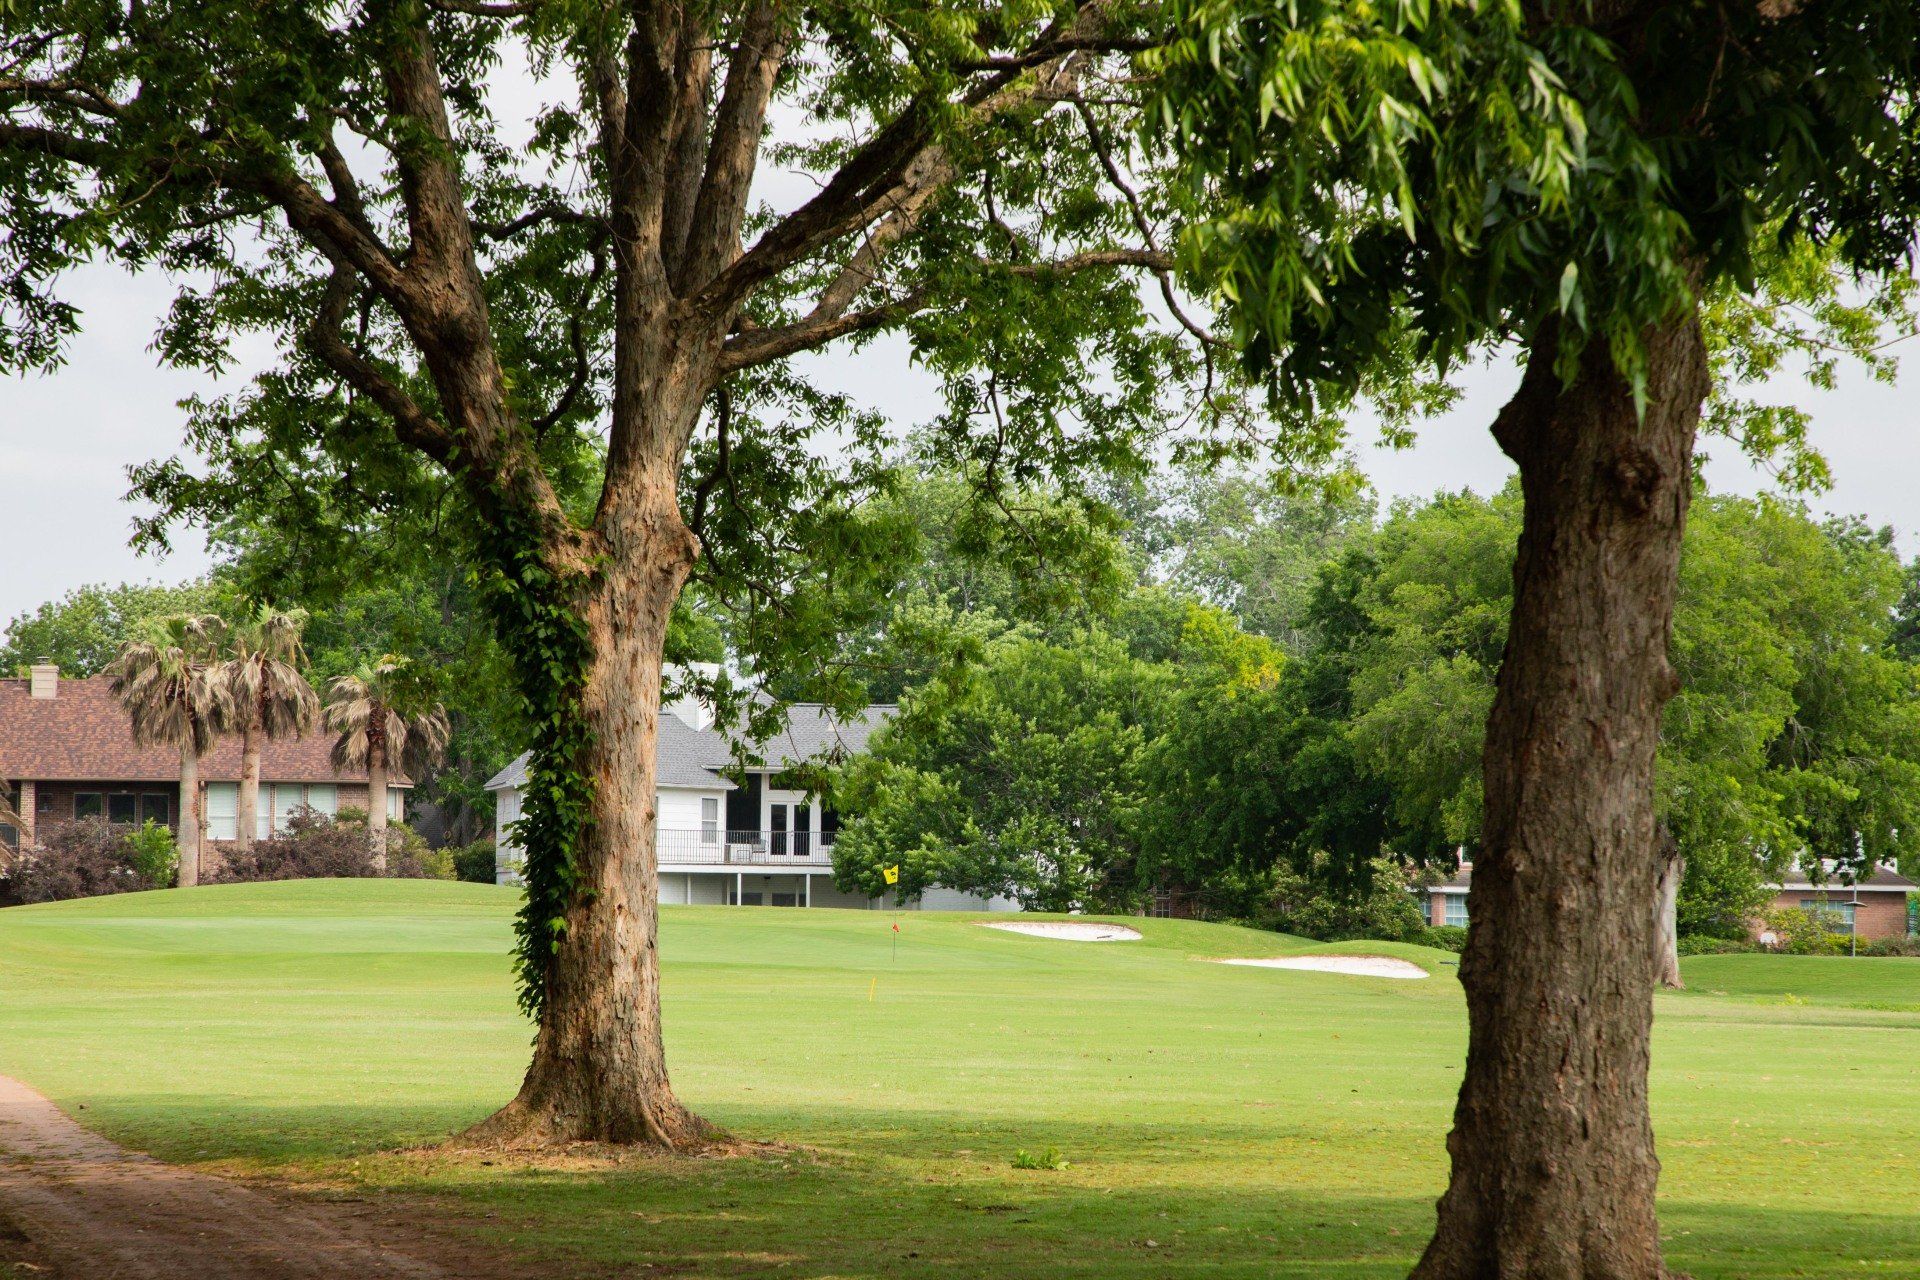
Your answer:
[221,605,320,854]
[323,658,449,870]
[105,616,233,886]
[1,581,231,677]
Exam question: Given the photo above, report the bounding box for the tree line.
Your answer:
[825,472,1920,942]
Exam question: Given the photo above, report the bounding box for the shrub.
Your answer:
[4,818,161,903]
[1410,925,1469,953]
[1254,855,1428,942]
[1757,907,1851,956]
[452,838,497,884]
[1861,936,1920,958]
[1676,935,1761,956]
[213,809,448,883]
[124,820,178,888]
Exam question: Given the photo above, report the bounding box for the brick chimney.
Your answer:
[28,662,58,699]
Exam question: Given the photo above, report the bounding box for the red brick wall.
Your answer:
[1755,889,1912,941]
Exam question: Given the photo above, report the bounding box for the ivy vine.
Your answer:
[473,499,598,1020]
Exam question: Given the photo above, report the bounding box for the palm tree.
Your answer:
[107,616,234,887]
[323,656,449,869]
[222,604,319,852]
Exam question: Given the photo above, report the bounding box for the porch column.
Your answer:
[17,780,34,845]
[736,870,743,906]
[804,873,811,908]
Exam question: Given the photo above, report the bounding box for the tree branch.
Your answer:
[677,0,787,290]
[425,0,536,14]
[306,267,457,466]
[720,248,1173,370]
[687,2,1120,322]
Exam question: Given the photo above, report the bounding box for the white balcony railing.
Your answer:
[657,827,834,867]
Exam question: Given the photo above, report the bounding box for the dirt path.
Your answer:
[0,1075,522,1280]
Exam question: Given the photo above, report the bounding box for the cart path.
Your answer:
[0,1074,524,1280]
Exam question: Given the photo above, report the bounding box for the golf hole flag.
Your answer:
[882,864,900,885]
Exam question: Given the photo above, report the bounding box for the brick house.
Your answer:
[1423,858,1918,942]
[0,664,401,866]
[1758,864,1918,941]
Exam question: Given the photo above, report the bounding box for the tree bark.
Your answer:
[1411,308,1708,1280]
[465,462,714,1149]
[1654,825,1684,991]
[177,745,201,888]
[237,724,262,853]
[368,746,389,873]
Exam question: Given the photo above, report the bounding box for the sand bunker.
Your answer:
[981,921,1143,942]
[1217,955,1429,980]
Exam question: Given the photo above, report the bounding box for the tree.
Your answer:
[832,625,1168,911]
[1154,1,1920,1269]
[1,580,232,677]
[5,0,1217,1145]
[105,616,234,887]
[222,604,321,853]
[323,656,450,867]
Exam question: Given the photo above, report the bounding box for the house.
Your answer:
[486,675,1016,911]
[0,664,401,864]
[1423,858,1918,942]
[1758,864,1919,940]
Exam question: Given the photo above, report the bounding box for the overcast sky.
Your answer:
[2,256,1915,628]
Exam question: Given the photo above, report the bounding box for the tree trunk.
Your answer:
[1411,309,1708,1280]
[237,723,262,853]
[177,745,201,888]
[466,467,714,1149]
[1654,826,1684,991]
[368,746,389,873]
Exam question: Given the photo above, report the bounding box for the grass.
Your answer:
[0,879,1917,1278]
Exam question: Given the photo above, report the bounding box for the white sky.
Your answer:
[3,263,1916,626]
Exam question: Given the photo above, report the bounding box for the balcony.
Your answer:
[656,827,834,867]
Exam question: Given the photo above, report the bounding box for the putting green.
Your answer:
[0,879,1915,1278]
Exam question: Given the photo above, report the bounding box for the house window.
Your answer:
[273,784,305,834]
[1800,898,1855,932]
[1443,895,1470,928]
[1,786,18,849]
[700,797,720,844]
[73,792,103,820]
[306,784,338,818]
[141,794,170,828]
[205,783,237,840]
[107,793,138,825]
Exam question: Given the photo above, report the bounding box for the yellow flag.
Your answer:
[882,864,900,885]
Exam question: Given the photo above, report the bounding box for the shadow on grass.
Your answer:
[55,1097,1920,1280]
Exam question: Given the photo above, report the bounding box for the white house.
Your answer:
[486,675,1016,912]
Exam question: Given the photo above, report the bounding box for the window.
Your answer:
[700,797,720,844]
[1443,895,1470,928]
[73,792,103,820]
[388,788,404,821]
[1800,898,1856,932]
[306,784,338,818]
[141,794,170,828]
[107,793,138,825]
[273,784,304,834]
[1,786,18,849]
[204,783,237,840]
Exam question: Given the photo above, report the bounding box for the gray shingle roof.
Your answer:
[485,703,895,793]
[716,703,893,770]
[486,712,735,793]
